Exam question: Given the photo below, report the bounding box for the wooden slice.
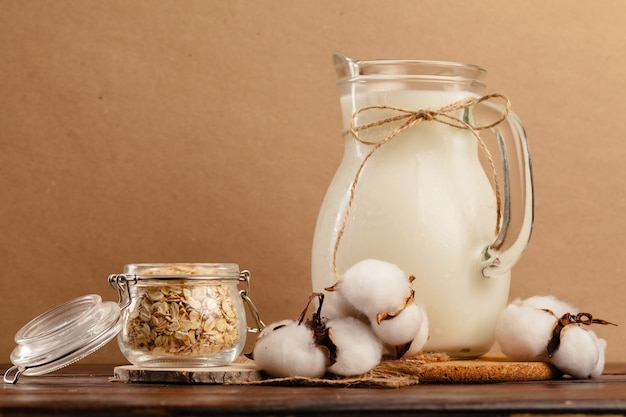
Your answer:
[113,362,263,384]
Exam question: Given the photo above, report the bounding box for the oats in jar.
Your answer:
[124,283,240,356]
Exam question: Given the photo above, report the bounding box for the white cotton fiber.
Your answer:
[326,317,383,376]
[521,295,578,317]
[334,259,412,317]
[253,320,327,378]
[370,302,424,346]
[495,300,556,361]
[402,305,430,358]
[590,332,608,378]
[319,289,363,321]
[548,325,600,379]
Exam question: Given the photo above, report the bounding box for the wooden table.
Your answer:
[2,363,626,416]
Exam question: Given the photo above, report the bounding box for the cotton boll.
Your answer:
[326,317,383,376]
[402,305,430,358]
[331,259,412,318]
[495,300,556,361]
[521,295,578,317]
[319,289,363,321]
[252,320,327,378]
[370,302,423,346]
[549,325,599,379]
[496,295,615,378]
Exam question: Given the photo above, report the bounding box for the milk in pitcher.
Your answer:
[311,89,510,358]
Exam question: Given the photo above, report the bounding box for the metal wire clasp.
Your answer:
[108,274,136,310]
[238,270,266,333]
[3,365,24,384]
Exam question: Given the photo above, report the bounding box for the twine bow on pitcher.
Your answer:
[332,93,511,279]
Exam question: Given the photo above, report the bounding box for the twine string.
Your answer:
[332,93,511,279]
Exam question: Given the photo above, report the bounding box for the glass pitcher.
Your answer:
[311,53,533,358]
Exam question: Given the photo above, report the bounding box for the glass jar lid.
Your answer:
[4,294,122,384]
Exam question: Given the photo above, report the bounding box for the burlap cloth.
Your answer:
[248,354,559,388]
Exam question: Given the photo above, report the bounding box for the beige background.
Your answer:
[1,1,625,365]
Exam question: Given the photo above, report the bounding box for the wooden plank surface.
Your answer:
[2,363,626,416]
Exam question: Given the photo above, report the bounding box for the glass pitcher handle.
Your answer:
[478,102,534,277]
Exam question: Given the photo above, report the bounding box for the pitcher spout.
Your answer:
[333,52,360,78]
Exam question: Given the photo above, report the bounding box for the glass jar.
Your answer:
[110,263,263,368]
[5,263,264,384]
